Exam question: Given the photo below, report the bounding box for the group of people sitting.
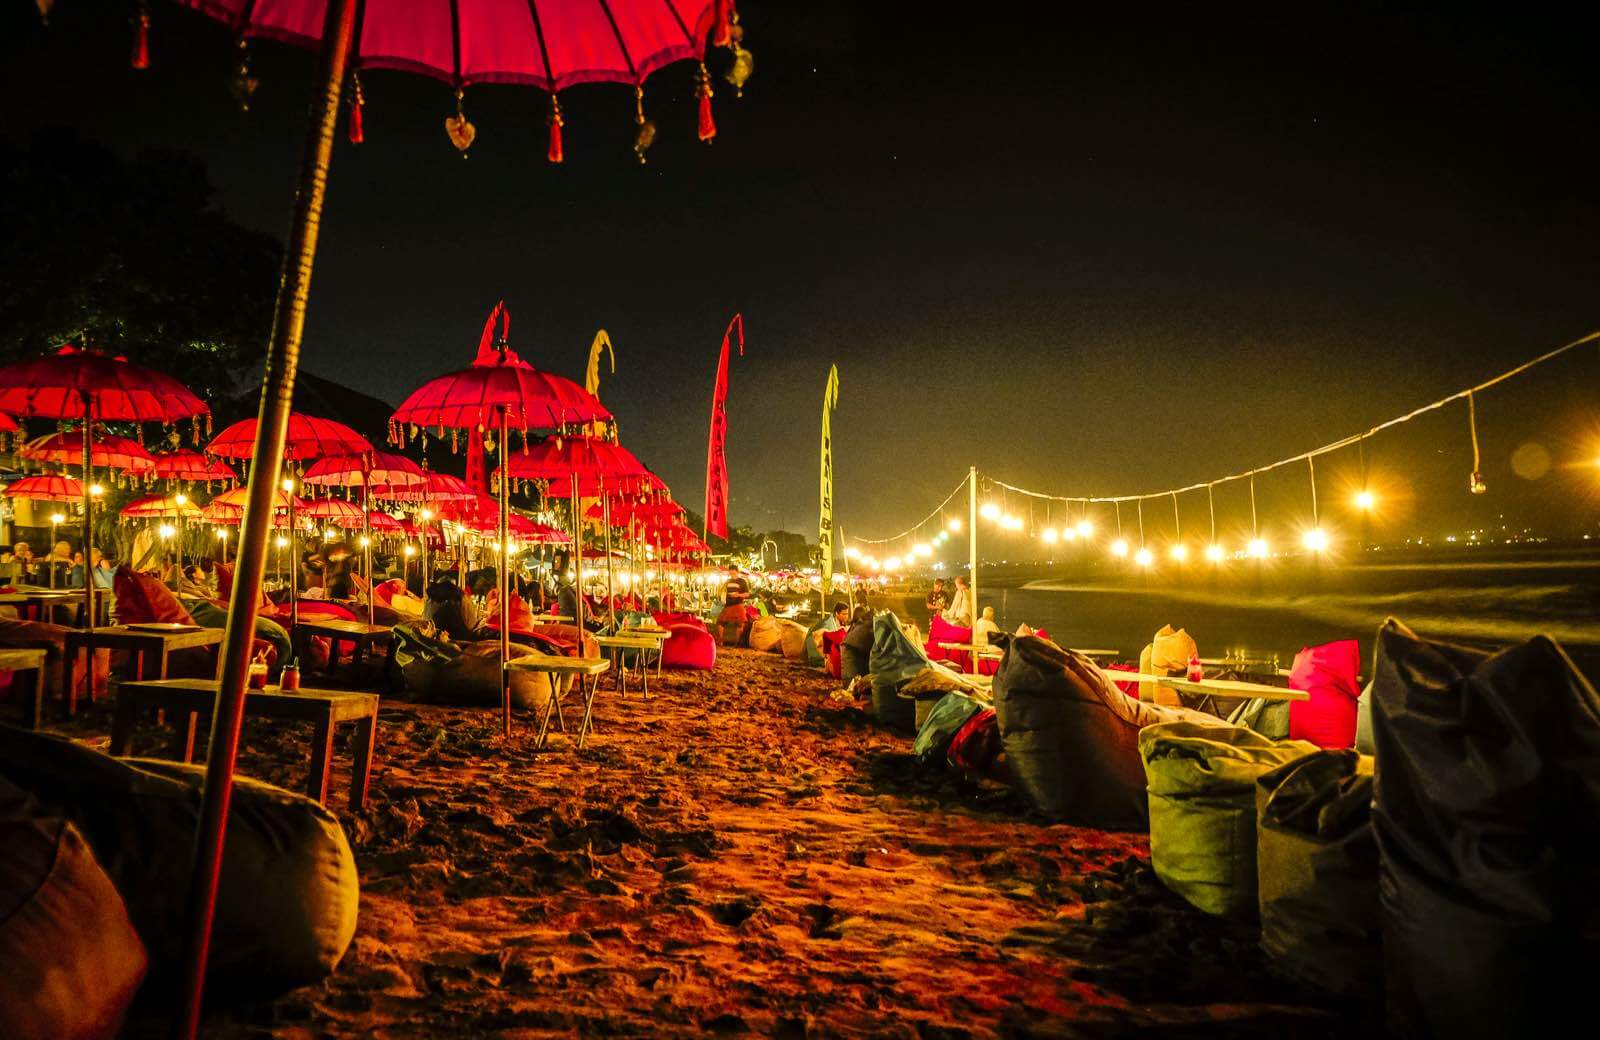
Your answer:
[3,540,119,589]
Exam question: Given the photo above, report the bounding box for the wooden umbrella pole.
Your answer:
[174,1,357,1036]
[498,407,511,737]
[570,474,583,631]
[603,487,614,622]
[363,476,373,627]
[968,466,978,628]
[80,407,94,630]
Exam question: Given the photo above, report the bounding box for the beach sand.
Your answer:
[57,648,1369,1038]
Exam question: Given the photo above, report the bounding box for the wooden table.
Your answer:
[8,587,112,627]
[109,678,379,810]
[63,625,225,715]
[595,629,669,698]
[293,618,393,676]
[531,614,574,624]
[1097,668,1307,703]
[506,652,610,749]
[0,647,49,728]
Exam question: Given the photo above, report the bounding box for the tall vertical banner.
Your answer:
[703,313,744,542]
[818,364,840,600]
[584,329,615,440]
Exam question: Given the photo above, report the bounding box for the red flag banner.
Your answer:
[703,313,744,541]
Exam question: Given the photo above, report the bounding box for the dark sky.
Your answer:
[4,2,1598,545]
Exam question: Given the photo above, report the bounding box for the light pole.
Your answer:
[48,512,64,588]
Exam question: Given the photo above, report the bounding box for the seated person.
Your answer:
[973,605,1001,646]
[3,540,36,583]
[941,576,973,627]
[67,548,116,590]
[424,573,478,641]
[821,601,850,632]
[841,606,875,681]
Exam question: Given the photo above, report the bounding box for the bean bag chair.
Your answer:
[1255,749,1380,997]
[715,604,751,647]
[0,726,358,1001]
[1371,619,1600,1040]
[804,618,834,668]
[482,589,538,637]
[1287,639,1362,749]
[748,616,785,654]
[1139,721,1317,917]
[948,708,1003,779]
[901,666,974,729]
[777,619,809,661]
[926,615,972,671]
[527,623,599,660]
[653,611,706,632]
[0,775,147,1039]
[993,634,1225,830]
[0,617,110,703]
[1103,661,1140,700]
[114,564,197,626]
[386,624,552,711]
[1354,680,1375,754]
[661,622,716,670]
[1137,624,1198,706]
[372,579,425,619]
[822,628,846,679]
[913,691,986,765]
[869,613,938,732]
[214,561,272,612]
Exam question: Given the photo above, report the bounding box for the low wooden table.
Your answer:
[63,625,225,715]
[0,647,49,728]
[109,678,379,810]
[1097,668,1308,702]
[595,629,669,698]
[10,587,112,627]
[531,614,574,625]
[293,618,393,677]
[506,652,610,749]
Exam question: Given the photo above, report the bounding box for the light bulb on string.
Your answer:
[1205,543,1225,563]
[1135,547,1153,568]
[979,502,1000,521]
[1249,537,1269,558]
[1302,528,1329,553]
[1169,543,1188,562]
[1353,489,1376,511]
[1076,519,1093,539]
[947,518,962,533]
[1110,539,1129,558]
[1041,527,1058,544]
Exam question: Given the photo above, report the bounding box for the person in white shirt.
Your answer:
[973,605,1001,646]
[941,575,973,627]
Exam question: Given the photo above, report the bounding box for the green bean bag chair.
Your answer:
[868,612,936,732]
[1139,721,1317,917]
[0,726,357,1002]
[1255,748,1379,996]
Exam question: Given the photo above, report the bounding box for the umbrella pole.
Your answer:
[364,478,373,627]
[288,491,298,629]
[174,1,358,1036]
[570,474,583,632]
[498,408,511,737]
[603,489,614,623]
[80,409,93,630]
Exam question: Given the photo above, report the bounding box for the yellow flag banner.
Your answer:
[818,364,840,600]
[584,329,615,440]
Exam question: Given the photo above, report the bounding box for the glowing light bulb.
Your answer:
[1205,543,1225,563]
[1353,490,1375,511]
[358,535,371,548]
[281,477,295,492]
[275,536,287,548]
[1169,543,1188,562]
[645,569,657,581]
[947,518,962,533]
[419,508,434,521]
[174,493,188,506]
[979,503,1000,521]
[324,528,337,541]
[158,524,175,539]
[1041,527,1059,544]
[216,529,229,541]
[403,544,416,557]
[88,483,104,497]
[1111,539,1129,558]
[1004,515,1024,531]
[914,543,932,557]
[1248,537,1269,558]
[1076,520,1093,538]
[1135,547,1154,567]
[884,555,902,571]
[1062,527,1078,542]
[50,512,65,525]
[1302,528,1328,552]
[845,546,861,559]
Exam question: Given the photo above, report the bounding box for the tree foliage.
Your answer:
[0,128,281,401]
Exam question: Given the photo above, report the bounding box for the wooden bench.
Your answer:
[506,653,609,749]
[109,678,379,810]
[63,625,225,715]
[0,647,49,729]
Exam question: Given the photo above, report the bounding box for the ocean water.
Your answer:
[914,550,1600,679]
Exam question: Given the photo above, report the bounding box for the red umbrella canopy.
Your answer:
[391,305,611,436]
[495,435,649,486]
[121,494,202,519]
[302,497,368,523]
[0,345,209,423]
[202,502,302,528]
[3,474,85,503]
[212,485,307,511]
[366,510,404,533]
[20,431,157,473]
[154,450,237,482]
[373,469,477,503]
[207,412,373,461]
[587,497,685,524]
[0,413,17,433]
[176,0,748,160]
[302,451,426,489]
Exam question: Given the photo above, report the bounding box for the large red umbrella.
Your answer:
[301,497,366,524]
[121,493,202,519]
[392,304,610,736]
[144,3,750,1028]
[0,345,208,629]
[154,450,237,484]
[20,430,157,474]
[0,413,17,433]
[3,473,85,504]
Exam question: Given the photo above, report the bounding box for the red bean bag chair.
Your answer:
[1103,661,1141,700]
[214,562,271,612]
[260,600,359,670]
[653,611,705,632]
[114,565,195,626]
[482,589,538,637]
[1287,639,1362,749]
[661,623,716,670]
[927,615,973,672]
[527,623,600,660]
[822,628,847,679]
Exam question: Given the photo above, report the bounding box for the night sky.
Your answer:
[4,2,1597,546]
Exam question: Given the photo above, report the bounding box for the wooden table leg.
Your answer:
[64,641,79,717]
[172,711,199,763]
[577,675,598,750]
[20,667,41,730]
[109,686,138,756]
[306,713,334,804]
[350,712,375,812]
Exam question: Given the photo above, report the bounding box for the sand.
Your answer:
[54,648,1371,1038]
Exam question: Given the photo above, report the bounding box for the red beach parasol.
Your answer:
[154,450,238,483]
[365,510,404,534]
[303,451,426,622]
[0,412,17,433]
[20,430,157,474]
[207,412,373,461]
[121,494,202,519]
[301,497,367,523]
[3,473,85,504]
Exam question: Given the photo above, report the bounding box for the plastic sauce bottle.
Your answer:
[1187,655,1205,683]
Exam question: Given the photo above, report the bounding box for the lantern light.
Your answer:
[50,512,65,525]
[403,545,416,557]
[1303,528,1329,552]
[216,529,229,541]
[358,535,371,548]
[1135,547,1154,567]
[281,477,295,492]
[158,524,175,539]
[979,502,1000,521]
[420,508,434,521]
[947,518,962,532]
[1205,543,1225,562]
[1248,537,1269,558]
[1041,527,1059,544]
[1353,490,1375,511]
[1110,539,1129,558]
[845,546,861,559]
[1075,520,1093,538]
[174,493,188,506]
[1169,543,1188,562]
[275,536,287,549]
[324,528,337,541]
[88,483,104,497]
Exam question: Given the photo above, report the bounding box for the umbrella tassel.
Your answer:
[131,5,150,70]
[633,87,656,164]
[548,95,564,164]
[348,74,365,144]
[696,65,716,143]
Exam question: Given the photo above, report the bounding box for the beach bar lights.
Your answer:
[1205,543,1225,562]
[1302,528,1329,553]
[1135,547,1154,568]
[1248,536,1269,558]
[1353,489,1376,511]
[1075,519,1093,538]
[1041,527,1059,544]
[1110,538,1129,557]
[946,517,962,532]
[1169,542,1188,562]
[979,502,1000,522]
